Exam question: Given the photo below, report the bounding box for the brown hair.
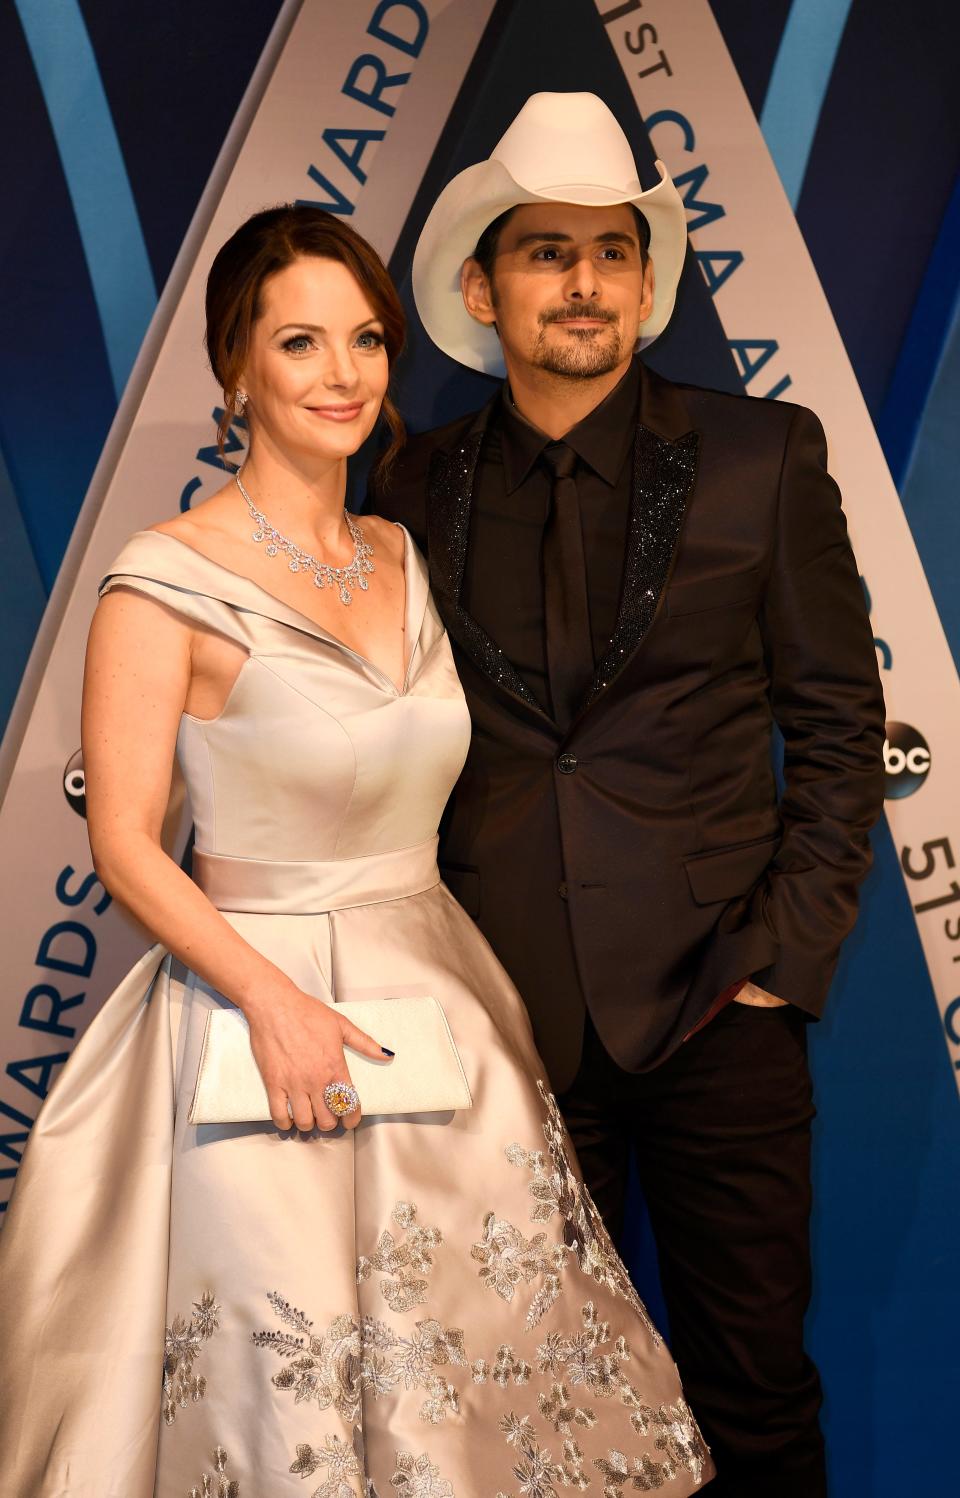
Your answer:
[205,205,406,483]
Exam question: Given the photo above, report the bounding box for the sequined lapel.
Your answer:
[585,371,700,709]
[425,366,700,727]
[426,414,550,721]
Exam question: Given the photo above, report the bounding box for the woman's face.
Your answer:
[239,255,389,465]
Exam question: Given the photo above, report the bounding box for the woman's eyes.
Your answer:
[279,330,385,354]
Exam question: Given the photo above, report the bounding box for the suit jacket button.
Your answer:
[558,881,569,899]
[556,753,578,774]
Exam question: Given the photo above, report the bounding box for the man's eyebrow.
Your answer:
[511,230,638,248]
[271,318,383,336]
[513,231,575,247]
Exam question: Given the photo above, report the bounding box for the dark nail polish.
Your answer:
[381,1046,395,1057]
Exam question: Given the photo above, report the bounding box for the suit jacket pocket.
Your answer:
[683,833,780,905]
[666,567,761,617]
[441,864,481,918]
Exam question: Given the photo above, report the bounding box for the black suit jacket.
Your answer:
[375,362,886,1090]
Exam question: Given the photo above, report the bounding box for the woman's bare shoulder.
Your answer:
[148,482,239,544]
[361,512,406,565]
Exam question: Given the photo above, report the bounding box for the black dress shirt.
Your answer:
[464,358,641,714]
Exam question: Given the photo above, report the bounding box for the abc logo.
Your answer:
[63,748,87,819]
[883,722,931,800]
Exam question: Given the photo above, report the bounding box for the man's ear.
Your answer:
[461,257,498,327]
[637,255,656,327]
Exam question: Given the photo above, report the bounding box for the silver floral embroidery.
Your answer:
[558,1439,591,1492]
[385,1316,467,1421]
[508,1433,565,1497]
[289,1432,363,1498]
[358,1202,443,1314]
[490,1304,710,1492]
[535,1304,627,1400]
[252,1293,467,1424]
[252,1297,364,1422]
[499,1416,591,1491]
[500,1413,535,1448]
[471,1344,532,1387]
[246,1108,709,1493]
[470,1211,570,1327]
[163,1291,220,1426]
[612,1396,709,1489]
[538,1382,598,1436]
[187,1443,239,1498]
[506,1085,661,1346]
[595,1439,706,1496]
[499,1432,590,1494]
[390,1449,455,1496]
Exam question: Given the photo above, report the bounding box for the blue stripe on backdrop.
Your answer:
[895,279,960,672]
[14,0,156,400]
[760,0,855,207]
[710,0,960,430]
[0,5,117,592]
[704,0,794,119]
[77,0,286,291]
[878,173,960,492]
[794,0,960,420]
[0,443,46,730]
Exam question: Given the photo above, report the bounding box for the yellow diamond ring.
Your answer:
[323,1080,360,1118]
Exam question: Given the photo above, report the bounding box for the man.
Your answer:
[377,93,885,1496]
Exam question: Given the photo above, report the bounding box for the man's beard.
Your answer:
[531,304,623,379]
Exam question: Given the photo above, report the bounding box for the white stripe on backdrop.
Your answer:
[597,0,960,1096]
[0,0,497,1209]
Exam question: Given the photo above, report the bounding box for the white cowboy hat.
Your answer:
[412,91,688,377]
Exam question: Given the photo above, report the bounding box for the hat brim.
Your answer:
[412,158,688,376]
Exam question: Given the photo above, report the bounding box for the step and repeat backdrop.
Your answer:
[1,2,958,1491]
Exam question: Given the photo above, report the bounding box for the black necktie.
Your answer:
[542,443,594,729]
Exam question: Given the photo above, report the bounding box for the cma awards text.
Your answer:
[0,867,111,1209]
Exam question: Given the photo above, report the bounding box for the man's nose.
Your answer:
[562,252,600,301]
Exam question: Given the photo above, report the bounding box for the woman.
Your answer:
[0,206,712,1497]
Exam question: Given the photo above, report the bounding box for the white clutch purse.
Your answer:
[188,995,473,1124]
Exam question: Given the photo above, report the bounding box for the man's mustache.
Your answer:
[539,304,619,327]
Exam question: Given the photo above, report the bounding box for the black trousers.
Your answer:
[558,1001,826,1498]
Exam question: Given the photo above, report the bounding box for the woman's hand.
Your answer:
[246,983,391,1132]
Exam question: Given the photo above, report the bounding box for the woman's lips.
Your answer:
[306,402,365,422]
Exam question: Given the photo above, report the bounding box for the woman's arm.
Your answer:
[82,587,388,1131]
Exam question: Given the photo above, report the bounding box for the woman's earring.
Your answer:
[235,390,248,411]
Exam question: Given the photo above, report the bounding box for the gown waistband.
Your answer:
[191,836,440,914]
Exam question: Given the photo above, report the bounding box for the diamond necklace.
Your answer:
[235,470,374,606]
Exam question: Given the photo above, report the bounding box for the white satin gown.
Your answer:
[0,527,713,1497]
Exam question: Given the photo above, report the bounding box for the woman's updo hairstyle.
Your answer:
[205,204,406,482]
